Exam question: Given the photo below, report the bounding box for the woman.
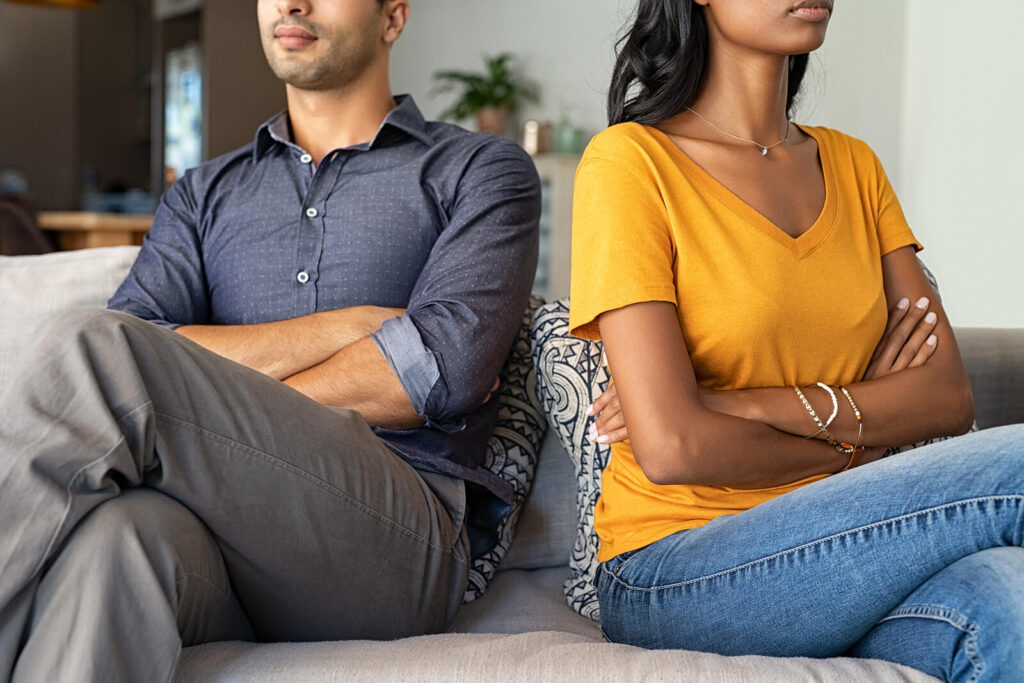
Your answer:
[569,0,1024,679]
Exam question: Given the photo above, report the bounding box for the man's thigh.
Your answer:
[16,310,469,641]
[116,319,470,641]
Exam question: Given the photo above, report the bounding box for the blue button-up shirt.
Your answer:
[108,96,540,514]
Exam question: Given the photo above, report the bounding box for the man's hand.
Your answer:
[864,296,939,380]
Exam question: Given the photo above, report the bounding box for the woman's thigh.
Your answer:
[597,424,1024,656]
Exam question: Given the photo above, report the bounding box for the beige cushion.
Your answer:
[176,630,935,682]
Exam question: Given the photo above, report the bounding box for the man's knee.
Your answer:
[65,490,223,584]
[37,307,142,345]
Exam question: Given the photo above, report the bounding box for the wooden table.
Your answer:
[37,212,153,251]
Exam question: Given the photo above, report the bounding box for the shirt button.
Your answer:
[305,207,318,218]
[299,153,313,164]
[296,271,310,284]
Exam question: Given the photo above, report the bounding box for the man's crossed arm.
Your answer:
[177,306,422,429]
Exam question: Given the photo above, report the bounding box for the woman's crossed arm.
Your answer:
[593,246,974,488]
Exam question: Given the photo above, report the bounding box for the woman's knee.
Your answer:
[852,548,1024,681]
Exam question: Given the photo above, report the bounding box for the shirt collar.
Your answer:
[253,94,432,161]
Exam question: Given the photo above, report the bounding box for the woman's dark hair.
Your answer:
[608,0,809,125]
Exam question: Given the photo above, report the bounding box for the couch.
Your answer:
[3,246,1023,682]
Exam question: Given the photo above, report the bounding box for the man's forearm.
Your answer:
[283,336,423,430]
[177,306,403,379]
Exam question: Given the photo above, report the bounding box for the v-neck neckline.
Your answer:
[643,123,838,259]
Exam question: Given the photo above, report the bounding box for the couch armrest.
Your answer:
[956,327,1024,429]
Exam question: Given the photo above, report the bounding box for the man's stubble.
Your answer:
[262,14,380,92]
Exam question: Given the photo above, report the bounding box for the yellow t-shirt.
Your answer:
[569,123,921,563]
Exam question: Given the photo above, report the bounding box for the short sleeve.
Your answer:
[569,152,676,341]
[871,149,923,256]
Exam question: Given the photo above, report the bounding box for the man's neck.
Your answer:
[285,68,397,164]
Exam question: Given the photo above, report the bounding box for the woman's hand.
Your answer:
[588,383,627,444]
[864,295,939,380]
[589,384,741,444]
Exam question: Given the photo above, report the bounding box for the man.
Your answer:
[0,0,539,681]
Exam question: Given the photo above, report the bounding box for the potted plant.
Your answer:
[432,53,539,136]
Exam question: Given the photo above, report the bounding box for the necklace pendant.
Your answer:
[761,147,769,157]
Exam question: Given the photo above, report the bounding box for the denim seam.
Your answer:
[33,401,154,577]
[607,495,1024,593]
[154,411,450,553]
[878,605,984,682]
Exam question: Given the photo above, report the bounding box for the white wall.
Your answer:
[897,0,1024,328]
[797,1,908,184]
[392,0,631,137]
[392,1,1024,328]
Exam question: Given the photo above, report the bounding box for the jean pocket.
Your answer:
[601,548,641,583]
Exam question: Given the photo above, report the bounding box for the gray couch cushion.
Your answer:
[0,246,140,388]
[451,568,598,638]
[957,327,1024,429]
[500,433,576,571]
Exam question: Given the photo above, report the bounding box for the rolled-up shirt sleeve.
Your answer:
[106,171,209,328]
[371,137,540,430]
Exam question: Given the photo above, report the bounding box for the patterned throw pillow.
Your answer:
[464,295,548,603]
[530,299,610,621]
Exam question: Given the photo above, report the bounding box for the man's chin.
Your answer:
[269,64,335,91]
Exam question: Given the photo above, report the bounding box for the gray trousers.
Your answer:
[0,309,470,683]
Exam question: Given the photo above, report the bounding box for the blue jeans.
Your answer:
[597,424,1024,681]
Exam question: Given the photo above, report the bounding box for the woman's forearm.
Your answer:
[640,404,878,488]
[709,365,974,448]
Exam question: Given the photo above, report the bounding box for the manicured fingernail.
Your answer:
[896,298,910,310]
[588,423,598,440]
[925,312,937,324]
[597,435,610,444]
[926,334,937,346]
[586,403,594,416]
[916,297,929,309]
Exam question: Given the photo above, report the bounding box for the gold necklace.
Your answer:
[685,107,791,158]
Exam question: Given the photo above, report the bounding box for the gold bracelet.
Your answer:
[838,385,863,450]
[793,386,832,441]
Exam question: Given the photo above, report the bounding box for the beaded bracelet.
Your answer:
[815,382,839,430]
[793,385,833,441]
[839,385,864,454]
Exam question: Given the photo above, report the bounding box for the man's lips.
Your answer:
[274,25,317,48]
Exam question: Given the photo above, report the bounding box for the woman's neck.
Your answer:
[687,42,791,143]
